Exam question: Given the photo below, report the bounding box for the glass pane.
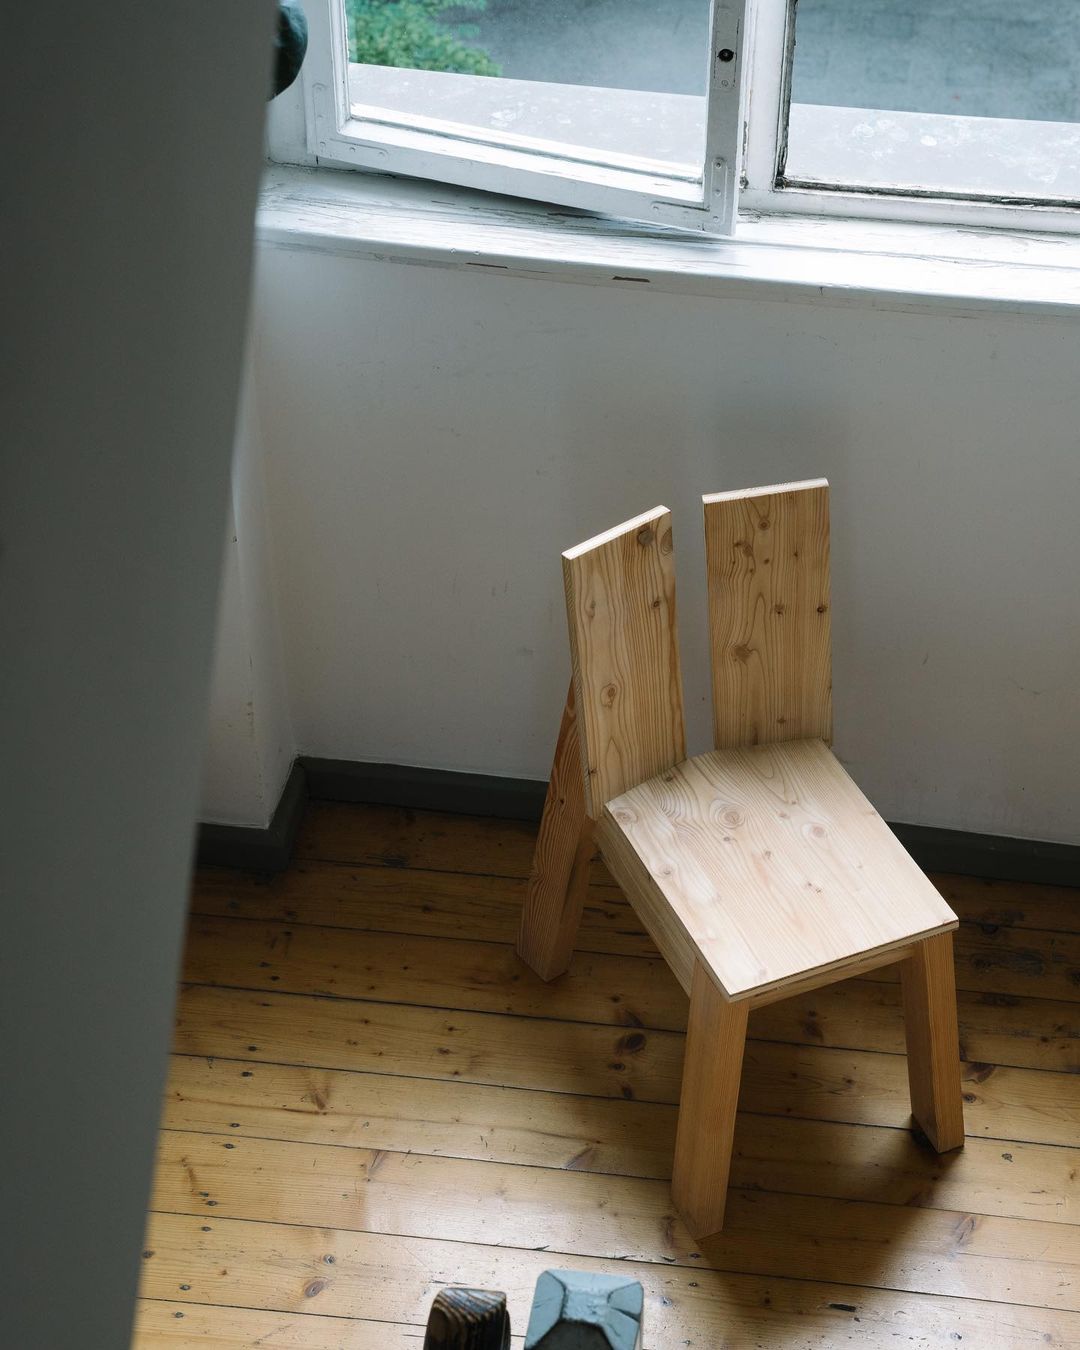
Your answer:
[342,0,713,174]
[786,0,1080,201]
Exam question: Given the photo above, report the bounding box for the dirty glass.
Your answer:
[785,0,1080,200]
[790,0,1079,122]
[343,0,715,171]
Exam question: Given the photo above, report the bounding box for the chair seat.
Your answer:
[596,738,957,1006]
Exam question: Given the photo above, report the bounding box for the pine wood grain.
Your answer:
[141,1212,1080,1349]
[161,1054,1080,1223]
[292,802,587,881]
[189,871,1079,1071]
[562,505,685,818]
[185,902,1080,1026]
[132,1301,420,1348]
[149,1131,1080,1310]
[750,977,1079,1074]
[194,863,648,956]
[517,680,595,981]
[163,1053,677,1179]
[936,874,1080,935]
[284,805,1076,938]
[903,934,967,1152]
[870,922,1080,1004]
[144,804,1080,1349]
[601,739,957,1002]
[671,962,748,1234]
[703,480,832,750]
[174,983,686,1104]
[186,864,1080,1015]
[174,984,1080,1146]
[180,913,1080,1079]
[425,1287,510,1350]
[182,914,684,1030]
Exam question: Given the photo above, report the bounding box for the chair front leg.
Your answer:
[901,931,966,1153]
[517,680,593,982]
[671,961,748,1237]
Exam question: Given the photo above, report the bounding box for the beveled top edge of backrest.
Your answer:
[563,504,670,561]
[702,478,829,507]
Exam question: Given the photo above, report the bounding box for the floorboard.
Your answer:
[138,802,1080,1348]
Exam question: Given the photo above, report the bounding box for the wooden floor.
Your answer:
[135,801,1080,1347]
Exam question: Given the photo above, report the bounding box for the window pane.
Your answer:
[786,0,1080,202]
[343,0,713,174]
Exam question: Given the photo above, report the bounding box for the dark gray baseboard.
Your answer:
[198,755,1080,888]
[300,755,548,822]
[887,821,1079,889]
[196,761,307,872]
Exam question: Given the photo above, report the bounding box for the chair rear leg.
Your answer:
[901,932,965,1153]
[671,961,748,1237]
[517,681,593,981]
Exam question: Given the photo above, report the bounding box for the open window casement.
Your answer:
[302,0,751,233]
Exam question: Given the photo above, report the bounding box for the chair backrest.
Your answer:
[703,479,832,750]
[562,506,686,819]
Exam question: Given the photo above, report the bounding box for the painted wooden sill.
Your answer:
[257,165,1080,318]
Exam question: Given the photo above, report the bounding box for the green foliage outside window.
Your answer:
[345,0,500,77]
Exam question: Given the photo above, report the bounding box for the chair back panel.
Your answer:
[703,480,832,750]
[563,506,686,818]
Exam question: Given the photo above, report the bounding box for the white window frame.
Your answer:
[301,0,749,232]
[741,0,1080,235]
[292,0,1080,238]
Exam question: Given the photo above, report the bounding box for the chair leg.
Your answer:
[671,961,748,1237]
[901,932,966,1153]
[517,680,594,982]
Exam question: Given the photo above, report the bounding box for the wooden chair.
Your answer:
[517,479,964,1237]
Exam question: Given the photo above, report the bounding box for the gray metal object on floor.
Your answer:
[524,1271,644,1350]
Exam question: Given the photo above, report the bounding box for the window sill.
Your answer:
[257,165,1080,318]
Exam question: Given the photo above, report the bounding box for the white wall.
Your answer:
[2,6,273,1347]
[203,353,295,828]
[215,240,1080,844]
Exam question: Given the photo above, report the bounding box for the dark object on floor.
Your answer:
[424,1287,511,1349]
[525,1271,644,1350]
[271,1,308,98]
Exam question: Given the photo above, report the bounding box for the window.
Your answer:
[296,0,1080,234]
[744,0,1080,231]
[302,0,747,230]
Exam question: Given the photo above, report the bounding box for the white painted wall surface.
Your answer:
[224,243,1079,843]
[203,353,295,828]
